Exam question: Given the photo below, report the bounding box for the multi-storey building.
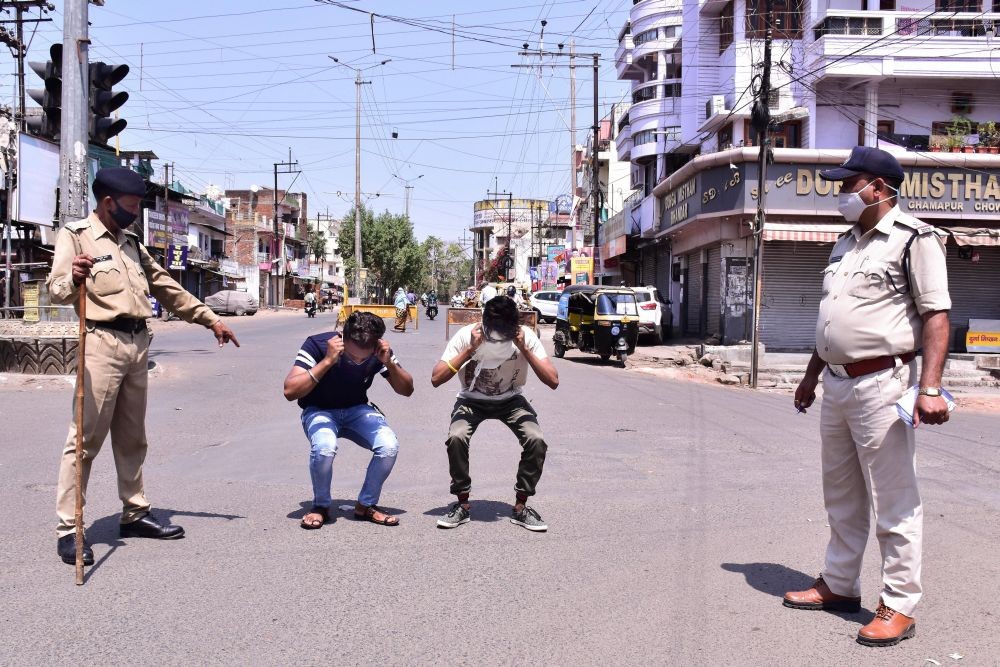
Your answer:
[225,188,308,306]
[614,0,1000,349]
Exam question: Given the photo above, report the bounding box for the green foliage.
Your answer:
[421,236,472,296]
[308,228,327,263]
[339,206,426,300]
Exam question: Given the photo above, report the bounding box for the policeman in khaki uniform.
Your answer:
[47,168,239,566]
[782,147,952,647]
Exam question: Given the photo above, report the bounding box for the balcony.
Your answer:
[616,33,642,80]
[807,11,1000,80]
[631,0,682,30]
[629,81,682,125]
[617,123,633,162]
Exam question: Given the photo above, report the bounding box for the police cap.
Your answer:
[818,146,905,182]
[92,167,147,198]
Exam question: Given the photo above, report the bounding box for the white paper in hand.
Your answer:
[896,386,957,427]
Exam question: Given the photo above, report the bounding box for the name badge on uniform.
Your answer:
[92,254,113,263]
[829,255,843,263]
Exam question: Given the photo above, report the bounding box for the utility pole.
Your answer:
[513,45,601,255]
[569,41,576,250]
[0,1,53,130]
[329,56,390,304]
[392,172,423,223]
[273,147,299,308]
[749,0,773,390]
[591,53,600,258]
[59,0,88,225]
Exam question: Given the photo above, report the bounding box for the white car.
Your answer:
[631,286,672,343]
[529,290,561,323]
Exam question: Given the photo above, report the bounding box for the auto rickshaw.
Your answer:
[552,285,639,367]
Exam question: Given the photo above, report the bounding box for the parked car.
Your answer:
[529,290,562,323]
[631,286,671,344]
[204,290,258,316]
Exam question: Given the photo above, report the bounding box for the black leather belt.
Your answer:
[88,318,147,334]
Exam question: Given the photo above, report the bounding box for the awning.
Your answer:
[941,226,1000,246]
[762,223,849,243]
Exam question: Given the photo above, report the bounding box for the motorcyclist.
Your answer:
[506,285,524,309]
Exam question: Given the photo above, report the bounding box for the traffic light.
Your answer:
[88,61,129,145]
[26,43,63,141]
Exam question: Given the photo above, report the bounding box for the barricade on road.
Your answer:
[338,304,419,331]
[445,307,537,340]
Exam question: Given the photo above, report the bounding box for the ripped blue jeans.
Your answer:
[300,404,399,509]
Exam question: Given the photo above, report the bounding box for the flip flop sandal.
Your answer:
[353,505,399,526]
[300,506,330,530]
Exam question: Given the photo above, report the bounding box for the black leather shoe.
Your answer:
[119,512,185,540]
[57,534,94,566]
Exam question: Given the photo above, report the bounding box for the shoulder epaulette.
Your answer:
[64,219,90,232]
[895,215,934,235]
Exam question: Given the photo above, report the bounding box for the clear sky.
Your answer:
[10,0,632,241]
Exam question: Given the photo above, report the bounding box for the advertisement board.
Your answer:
[167,244,188,271]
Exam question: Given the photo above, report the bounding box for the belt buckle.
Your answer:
[827,363,849,379]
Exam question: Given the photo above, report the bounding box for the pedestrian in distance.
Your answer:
[783,146,952,647]
[284,311,414,529]
[46,167,240,566]
[431,295,559,531]
[477,281,497,307]
[393,287,409,332]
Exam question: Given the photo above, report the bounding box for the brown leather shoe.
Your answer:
[857,602,915,647]
[783,577,862,612]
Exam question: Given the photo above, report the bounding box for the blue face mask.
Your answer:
[109,199,138,228]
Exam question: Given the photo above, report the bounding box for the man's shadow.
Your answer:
[720,562,872,620]
[287,500,406,524]
[83,508,244,583]
[424,499,512,524]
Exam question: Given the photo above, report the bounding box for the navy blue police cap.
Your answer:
[93,167,147,198]
[818,146,905,182]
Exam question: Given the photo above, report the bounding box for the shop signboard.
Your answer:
[570,256,594,285]
[966,319,1000,353]
[661,160,1000,228]
[144,209,168,248]
[166,202,190,245]
[167,244,188,271]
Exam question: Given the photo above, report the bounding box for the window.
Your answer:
[632,85,657,104]
[814,15,883,37]
[662,25,681,39]
[634,28,658,45]
[720,1,734,53]
[663,50,682,79]
[633,129,657,145]
[661,126,681,141]
[747,0,803,39]
[858,120,895,145]
[937,0,977,10]
[719,123,734,149]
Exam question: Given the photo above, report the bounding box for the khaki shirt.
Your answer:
[816,206,950,365]
[46,212,219,328]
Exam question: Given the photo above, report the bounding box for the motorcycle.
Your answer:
[426,300,439,320]
[305,302,317,318]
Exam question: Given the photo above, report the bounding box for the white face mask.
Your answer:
[837,180,896,222]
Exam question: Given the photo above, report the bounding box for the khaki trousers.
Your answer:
[56,326,152,537]
[819,361,922,616]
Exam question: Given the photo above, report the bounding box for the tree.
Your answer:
[422,235,472,297]
[339,206,426,303]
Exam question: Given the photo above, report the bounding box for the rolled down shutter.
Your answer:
[641,247,657,286]
[945,246,1000,348]
[759,241,831,351]
[707,245,722,337]
[684,252,704,336]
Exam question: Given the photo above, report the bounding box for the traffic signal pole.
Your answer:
[59,0,89,224]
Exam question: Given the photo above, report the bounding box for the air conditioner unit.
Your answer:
[705,95,726,119]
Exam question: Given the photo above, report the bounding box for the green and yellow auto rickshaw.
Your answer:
[552,285,639,367]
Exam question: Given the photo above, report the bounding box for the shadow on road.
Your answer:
[720,562,815,598]
[286,500,406,522]
[423,499,512,522]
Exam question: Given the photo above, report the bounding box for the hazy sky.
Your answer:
[11,0,632,241]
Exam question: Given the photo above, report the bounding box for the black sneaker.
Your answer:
[437,502,471,528]
[510,505,547,532]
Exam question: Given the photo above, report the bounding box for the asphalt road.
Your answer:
[1,309,998,666]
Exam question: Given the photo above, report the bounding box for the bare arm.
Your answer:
[431,325,483,387]
[515,328,559,390]
[793,349,826,412]
[283,337,342,401]
[914,310,951,427]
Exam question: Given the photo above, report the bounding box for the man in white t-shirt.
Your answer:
[430,295,559,531]
[478,282,497,307]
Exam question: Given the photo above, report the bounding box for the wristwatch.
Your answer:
[918,387,943,397]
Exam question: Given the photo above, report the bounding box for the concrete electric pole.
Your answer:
[59,0,89,225]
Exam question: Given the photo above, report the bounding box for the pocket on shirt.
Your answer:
[847,261,889,299]
[820,262,841,296]
[90,265,124,297]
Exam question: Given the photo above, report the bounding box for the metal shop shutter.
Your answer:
[707,245,722,337]
[684,252,704,337]
[759,241,832,351]
[946,246,1000,346]
[655,245,672,297]
[641,247,657,286]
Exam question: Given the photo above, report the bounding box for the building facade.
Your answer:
[613,0,1000,349]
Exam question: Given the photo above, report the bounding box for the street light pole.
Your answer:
[329,56,390,304]
[392,173,423,222]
